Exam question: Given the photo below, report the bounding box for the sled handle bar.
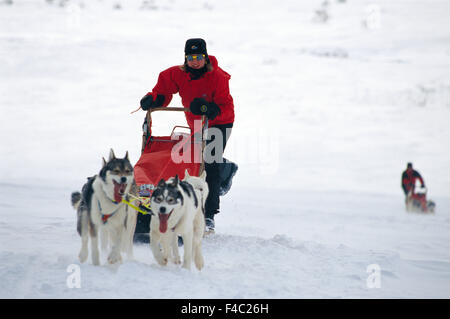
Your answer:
[149,107,190,113]
[148,108,199,138]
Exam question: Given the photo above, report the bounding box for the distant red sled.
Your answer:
[405,187,436,214]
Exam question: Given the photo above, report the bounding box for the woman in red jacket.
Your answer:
[139,38,235,234]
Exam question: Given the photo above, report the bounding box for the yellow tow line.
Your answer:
[122,193,153,216]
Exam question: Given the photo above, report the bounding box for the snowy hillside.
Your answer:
[1,0,450,298]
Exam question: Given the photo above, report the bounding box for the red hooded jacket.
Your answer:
[146,55,234,129]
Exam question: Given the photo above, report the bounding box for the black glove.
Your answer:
[189,98,221,120]
[140,94,165,111]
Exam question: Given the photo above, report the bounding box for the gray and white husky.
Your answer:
[71,149,137,265]
[149,171,208,270]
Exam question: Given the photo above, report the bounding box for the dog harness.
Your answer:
[98,198,126,224]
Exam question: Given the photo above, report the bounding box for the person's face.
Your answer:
[186,54,206,69]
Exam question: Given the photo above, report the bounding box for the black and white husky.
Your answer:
[149,171,208,270]
[71,149,137,265]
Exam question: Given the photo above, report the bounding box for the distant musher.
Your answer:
[401,163,435,213]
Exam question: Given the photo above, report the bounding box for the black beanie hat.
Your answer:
[185,38,208,56]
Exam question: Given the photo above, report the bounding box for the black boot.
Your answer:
[204,211,217,235]
[205,217,215,235]
[219,159,238,196]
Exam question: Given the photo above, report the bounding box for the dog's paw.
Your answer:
[195,256,204,271]
[126,251,134,261]
[157,257,168,266]
[107,251,122,264]
[170,254,181,264]
[203,229,215,237]
[92,250,101,266]
[182,262,191,270]
[78,250,88,263]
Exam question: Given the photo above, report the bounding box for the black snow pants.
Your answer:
[204,123,233,219]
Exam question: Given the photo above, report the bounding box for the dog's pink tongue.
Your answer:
[159,213,169,233]
[113,182,127,203]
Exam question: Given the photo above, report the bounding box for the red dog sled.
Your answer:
[130,107,208,242]
[134,107,207,192]
[406,187,436,214]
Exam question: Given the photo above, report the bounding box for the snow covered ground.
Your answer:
[1,0,450,298]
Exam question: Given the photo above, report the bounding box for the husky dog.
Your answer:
[101,181,139,259]
[149,172,207,270]
[71,149,136,265]
[184,170,209,215]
